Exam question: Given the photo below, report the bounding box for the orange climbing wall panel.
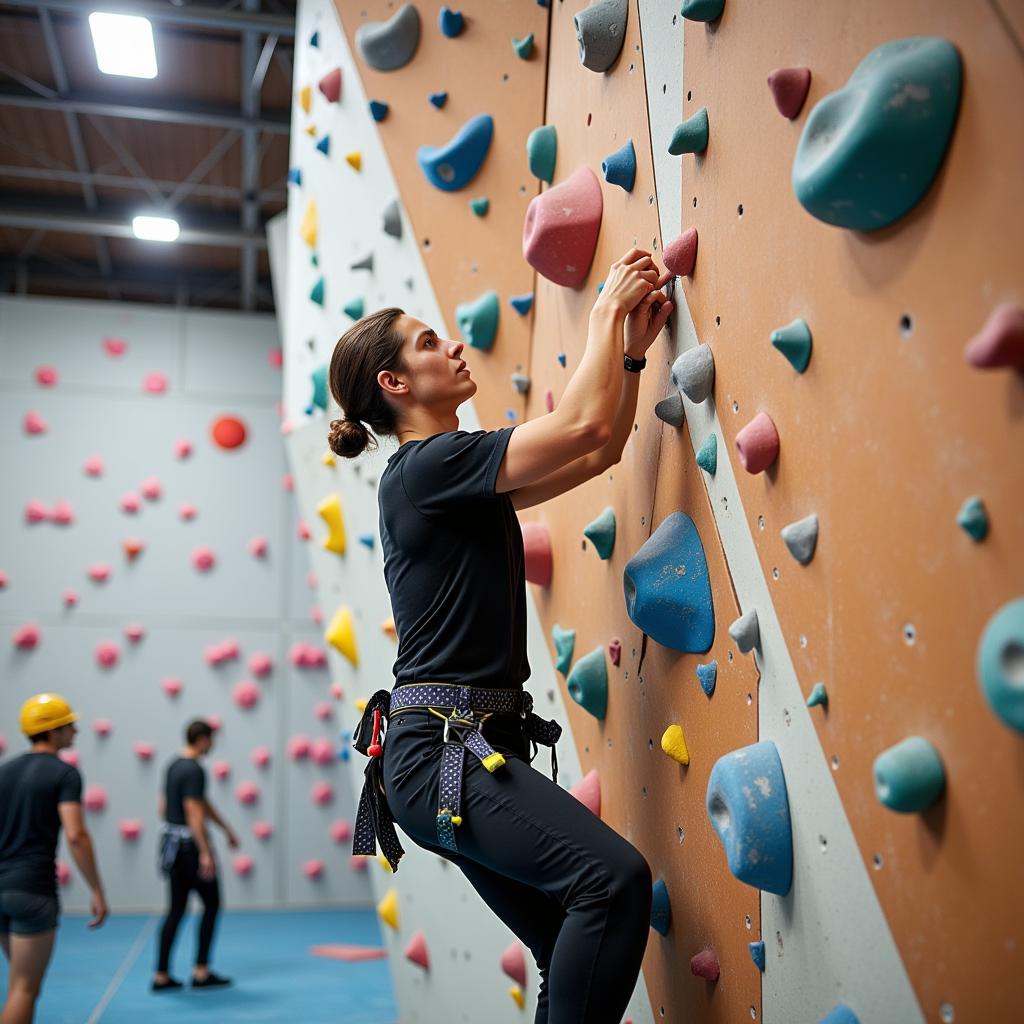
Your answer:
[334,0,549,430]
[521,2,759,1020]
[679,3,1024,1019]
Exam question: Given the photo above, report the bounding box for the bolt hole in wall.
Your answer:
[587,112,592,126]
[687,89,691,101]
[677,826,684,843]
[738,203,744,216]
[715,314,720,326]
[873,853,884,870]
[940,1003,955,1023]
[819,835,828,852]
[903,623,917,646]
[831,754,840,771]
[745,914,752,929]
[900,312,913,337]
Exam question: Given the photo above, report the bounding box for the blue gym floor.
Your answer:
[0,908,398,1023]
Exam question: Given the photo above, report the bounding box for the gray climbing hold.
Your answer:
[655,392,684,427]
[527,124,557,183]
[956,496,988,541]
[728,608,760,654]
[770,318,812,373]
[573,0,628,74]
[781,514,819,565]
[668,108,709,156]
[356,4,421,72]
[681,0,724,21]
[583,506,616,560]
[806,682,828,708]
[671,345,714,403]
[350,252,374,272]
[511,372,530,395]
[695,432,717,475]
[382,199,402,239]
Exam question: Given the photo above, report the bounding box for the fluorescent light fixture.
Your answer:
[88,12,158,78]
[132,215,180,242]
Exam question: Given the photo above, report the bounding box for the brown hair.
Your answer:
[327,307,407,459]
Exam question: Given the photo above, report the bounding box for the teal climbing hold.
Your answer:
[820,1008,860,1024]
[557,352,567,367]
[566,646,608,719]
[343,297,365,321]
[873,736,945,813]
[583,507,616,560]
[310,276,325,306]
[369,100,390,122]
[696,660,717,697]
[602,139,636,192]
[527,124,557,183]
[469,196,490,216]
[793,38,962,230]
[311,252,319,267]
[650,878,671,936]
[513,33,535,59]
[315,135,330,156]
[356,4,421,72]
[749,940,765,972]
[429,90,448,109]
[310,365,327,411]
[509,293,534,316]
[680,0,725,21]
[358,532,375,549]
[596,281,605,294]
[957,496,988,541]
[806,682,828,708]
[977,597,1024,734]
[287,167,302,186]
[707,740,793,895]
[696,432,717,475]
[310,29,320,47]
[668,108,709,156]
[455,290,499,350]
[770,318,812,372]
[552,626,576,677]
[623,511,714,653]
[417,114,494,192]
[439,6,464,37]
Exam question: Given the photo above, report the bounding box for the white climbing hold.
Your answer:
[728,608,760,654]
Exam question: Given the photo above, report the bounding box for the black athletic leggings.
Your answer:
[382,708,652,1024]
[156,842,221,973]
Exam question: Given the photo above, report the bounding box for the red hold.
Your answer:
[405,930,430,970]
[318,67,342,103]
[500,942,527,987]
[608,637,621,666]
[735,412,779,474]
[767,67,811,119]
[664,228,698,277]
[964,304,1024,370]
[690,949,721,980]
[522,522,553,586]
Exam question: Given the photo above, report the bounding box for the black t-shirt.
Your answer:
[164,757,206,825]
[0,752,82,897]
[379,427,530,692]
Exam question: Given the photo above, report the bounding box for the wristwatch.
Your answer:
[623,353,647,373]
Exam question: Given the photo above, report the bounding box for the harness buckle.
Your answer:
[443,713,484,745]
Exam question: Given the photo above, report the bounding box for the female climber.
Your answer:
[330,246,673,1024]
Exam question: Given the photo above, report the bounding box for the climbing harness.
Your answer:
[157,823,195,874]
[352,683,562,872]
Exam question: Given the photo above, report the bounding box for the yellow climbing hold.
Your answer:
[381,616,397,641]
[377,887,399,930]
[377,854,393,873]
[300,199,318,249]
[661,723,690,765]
[321,451,336,467]
[304,123,317,136]
[345,151,362,171]
[316,494,347,555]
[355,697,368,713]
[299,84,312,113]
[325,605,358,666]
[509,984,525,1009]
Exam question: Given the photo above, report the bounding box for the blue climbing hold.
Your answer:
[602,138,636,192]
[873,736,945,813]
[469,197,489,216]
[315,135,330,156]
[957,496,988,541]
[650,878,671,936]
[696,661,717,698]
[527,124,557,183]
[343,296,364,320]
[557,353,567,367]
[310,276,325,306]
[369,100,390,122]
[438,6,464,37]
[706,740,793,895]
[310,30,320,47]
[358,532,375,550]
[566,646,608,720]
[623,512,714,653]
[506,409,517,422]
[455,290,499,350]
[793,38,962,231]
[583,506,616,560]
[806,682,828,708]
[356,4,421,72]
[770,318,812,373]
[695,432,717,475]
[428,90,448,109]
[287,167,302,186]
[552,624,576,676]
[509,293,534,316]
[749,940,765,972]
[977,598,1024,734]
[417,114,494,192]
[820,1007,860,1024]
[310,365,327,411]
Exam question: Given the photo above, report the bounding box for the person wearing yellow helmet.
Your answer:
[0,694,108,1024]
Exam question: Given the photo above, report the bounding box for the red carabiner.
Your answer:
[368,707,383,758]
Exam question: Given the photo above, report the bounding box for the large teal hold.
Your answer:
[873,736,945,813]
[566,646,608,719]
[706,740,793,895]
[583,506,616,560]
[650,878,671,936]
[623,512,714,653]
[527,124,557,183]
[455,290,499,350]
[792,37,962,231]
[417,114,494,192]
[977,598,1024,734]
[681,0,724,21]
[552,624,576,677]
[310,365,328,411]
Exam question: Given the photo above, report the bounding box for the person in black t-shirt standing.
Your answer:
[152,719,238,993]
[0,693,108,1024]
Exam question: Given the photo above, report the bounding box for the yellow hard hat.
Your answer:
[20,693,78,737]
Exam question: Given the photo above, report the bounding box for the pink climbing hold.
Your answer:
[330,683,345,702]
[690,949,721,981]
[192,546,216,572]
[13,623,40,650]
[124,624,145,643]
[0,736,7,756]
[55,860,71,886]
[213,761,231,780]
[282,473,294,492]
[249,536,269,558]
[500,941,527,987]
[161,676,183,698]
[288,735,312,761]
[405,931,430,971]
[93,719,112,737]
[290,642,327,668]
[318,67,342,103]
[608,637,622,667]
[233,854,254,877]
[569,768,601,817]
[103,337,127,357]
[349,855,369,872]
[249,652,273,677]
[735,411,780,474]
[23,411,47,435]
[24,500,48,524]
[521,522,553,587]
[297,519,311,541]
[0,571,6,589]
[964,303,1024,369]
[303,858,325,880]
[269,348,283,369]
[84,786,107,812]
[310,738,336,766]
[208,713,223,731]
[95,641,120,668]
[143,372,168,394]
[330,820,352,843]
[310,607,323,627]
[174,438,193,459]
[233,679,261,710]
[306,571,318,589]
[236,781,260,806]
[252,821,273,841]
[133,741,154,761]
[545,388,554,413]
[252,746,272,768]
[88,563,111,583]
[62,590,78,607]
[140,477,161,501]
[35,365,58,387]
[59,750,79,767]
[664,228,698,277]
[311,781,334,806]
[83,455,104,477]
[767,66,812,119]
[523,166,604,287]
[314,701,333,721]
[206,639,239,665]
[50,500,74,526]
[120,493,141,514]
[120,819,143,842]
[178,502,197,521]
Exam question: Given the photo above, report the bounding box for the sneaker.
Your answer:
[191,971,232,989]
[151,977,184,992]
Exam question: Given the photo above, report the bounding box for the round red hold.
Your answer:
[212,415,248,450]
